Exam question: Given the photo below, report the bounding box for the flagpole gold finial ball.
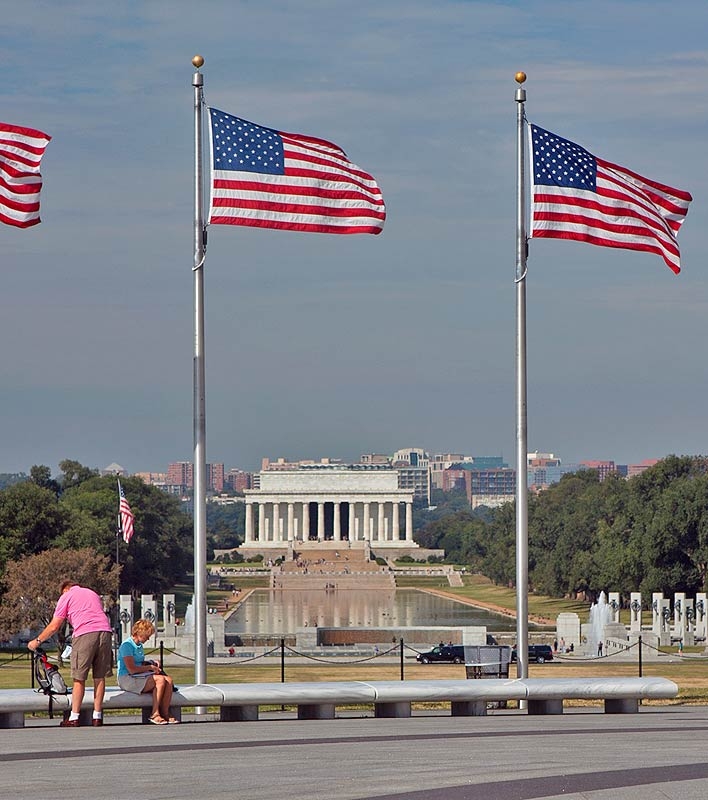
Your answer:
[192,55,204,69]
[515,72,527,84]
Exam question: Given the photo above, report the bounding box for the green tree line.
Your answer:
[0,460,193,602]
[415,456,708,600]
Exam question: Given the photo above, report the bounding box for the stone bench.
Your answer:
[0,676,678,728]
[521,676,677,715]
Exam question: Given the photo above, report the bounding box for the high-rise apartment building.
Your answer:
[225,469,253,493]
[166,461,225,493]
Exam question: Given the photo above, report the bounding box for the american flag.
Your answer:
[530,124,692,274]
[207,108,385,234]
[0,122,51,229]
[118,480,135,544]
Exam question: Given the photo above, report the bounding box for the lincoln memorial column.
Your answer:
[405,502,414,542]
[258,503,265,542]
[317,502,325,540]
[272,502,281,543]
[348,503,355,541]
[392,501,400,542]
[287,503,294,542]
[377,502,385,543]
[333,502,341,541]
[245,502,254,543]
[363,502,371,541]
[302,502,310,541]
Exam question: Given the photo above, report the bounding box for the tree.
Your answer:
[58,475,193,595]
[29,464,61,495]
[0,472,28,490]
[0,548,121,653]
[58,459,99,490]
[206,502,245,557]
[0,481,70,576]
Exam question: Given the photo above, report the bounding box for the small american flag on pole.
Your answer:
[207,108,385,235]
[530,124,692,274]
[0,121,51,229]
[118,480,135,544]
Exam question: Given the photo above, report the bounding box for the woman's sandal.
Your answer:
[167,717,180,724]
[149,715,168,725]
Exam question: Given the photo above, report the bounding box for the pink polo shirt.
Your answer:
[54,585,112,638]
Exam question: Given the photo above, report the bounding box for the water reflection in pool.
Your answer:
[225,588,516,635]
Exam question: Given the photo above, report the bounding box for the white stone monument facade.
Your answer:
[242,465,417,549]
[118,594,133,641]
[140,594,158,646]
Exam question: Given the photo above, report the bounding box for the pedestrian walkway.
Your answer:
[3,706,707,799]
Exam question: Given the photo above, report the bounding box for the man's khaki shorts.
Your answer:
[70,631,114,681]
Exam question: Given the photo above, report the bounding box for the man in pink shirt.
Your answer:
[29,580,113,727]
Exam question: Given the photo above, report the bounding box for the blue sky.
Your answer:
[1,1,706,475]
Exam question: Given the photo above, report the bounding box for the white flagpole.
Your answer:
[192,55,208,689]
[514,72,529,683]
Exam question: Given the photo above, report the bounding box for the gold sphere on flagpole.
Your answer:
[515,71,527,84]
[192,55,205,69]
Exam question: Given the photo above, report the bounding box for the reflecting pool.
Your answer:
[225,588,517,635]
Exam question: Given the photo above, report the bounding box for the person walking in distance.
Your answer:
[28,580,113,727]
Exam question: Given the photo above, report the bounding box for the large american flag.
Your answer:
[530,124,692,274]
[118,480,135,544]
[0,122,51,229]
[207,108,385,234]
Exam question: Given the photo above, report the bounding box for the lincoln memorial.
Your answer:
[240,464,418,553]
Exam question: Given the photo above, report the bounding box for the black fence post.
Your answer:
[638,635,643,678]
[31,650,35,689]
[160,640,164,669]
[400,637,404,681]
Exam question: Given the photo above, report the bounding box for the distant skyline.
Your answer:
[2,447,673,479]
[1,2,706,478]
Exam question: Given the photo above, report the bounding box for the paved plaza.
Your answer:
[2,706,708,799]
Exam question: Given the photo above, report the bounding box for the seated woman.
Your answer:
[117,618,178,724]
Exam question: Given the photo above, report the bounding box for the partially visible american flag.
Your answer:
[118,480,135,544]
[0,122,51,229]
[530,124,692,274]
[207,108,385,235]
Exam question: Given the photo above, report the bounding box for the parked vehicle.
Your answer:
[416,645,465,664]
[416,637,499,665]
[510,644,554,664]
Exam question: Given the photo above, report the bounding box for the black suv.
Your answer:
[510,644,553,664]
[416,645,465,664]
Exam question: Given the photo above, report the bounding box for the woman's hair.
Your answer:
[132,618,156,638]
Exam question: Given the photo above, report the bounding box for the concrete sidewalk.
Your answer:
[3,706,707,799]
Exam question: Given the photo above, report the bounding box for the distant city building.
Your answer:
[166,461,225,493]
[626,459,659,478]
[167,461,192,492]
[464,467,515,510]
[134,471,167,487]
[224,469,253,493]
[579,460,617,481]
[101,462,126,476]
[391,447,429,468]
[360,453,391,465]
[430,454,471,489]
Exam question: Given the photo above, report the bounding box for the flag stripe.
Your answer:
[208,108,385,235]
[118,481,135,544]
[529,124,691,273]
[533,193,681,256]
[0,121,51,229]
[209,215,384,235]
